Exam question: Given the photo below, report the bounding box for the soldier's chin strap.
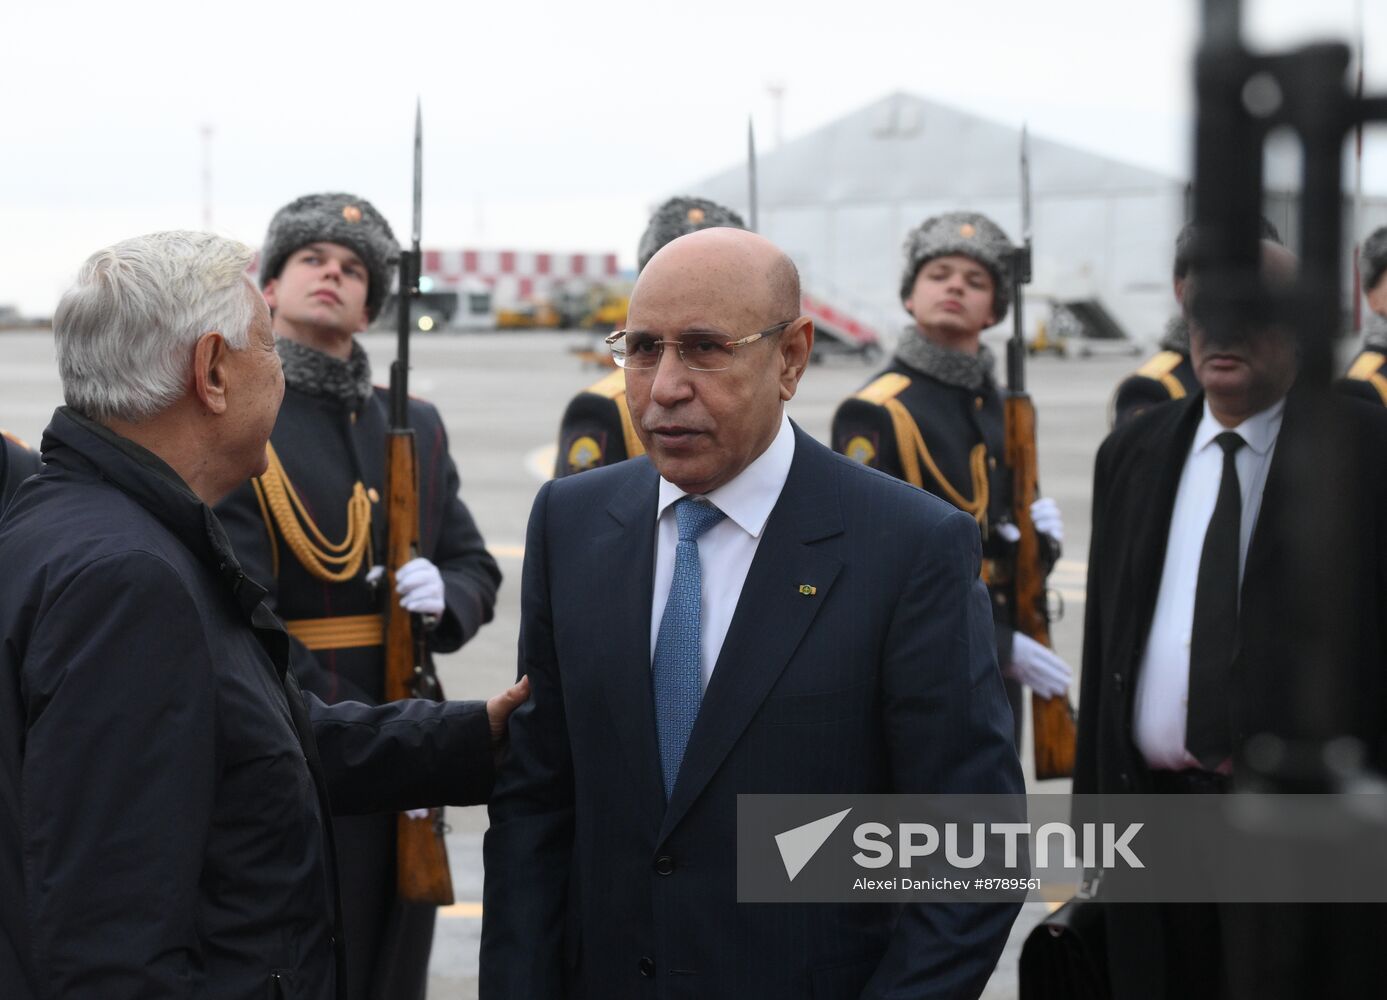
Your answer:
[252,442,374,582]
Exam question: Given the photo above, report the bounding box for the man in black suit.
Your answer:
[482,227,1023,998]
[1076,238,1387,997]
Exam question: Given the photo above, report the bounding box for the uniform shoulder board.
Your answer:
[1134,350,1185,380]
[1345,350,1387,405]
[1131,350,1188,400]
[585,369,627,400]
[1,429,33,450]
[854,372,912,405]
[1346,350,1387,381]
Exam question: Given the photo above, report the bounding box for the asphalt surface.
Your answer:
[0,328,1145,999]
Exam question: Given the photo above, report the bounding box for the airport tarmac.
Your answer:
[0,328,1141,999]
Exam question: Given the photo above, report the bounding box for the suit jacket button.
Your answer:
[1112,672,1124,693]
[639,957,656,977]
[654,855,676,876]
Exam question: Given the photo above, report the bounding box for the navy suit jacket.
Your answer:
[481,425,1023,999]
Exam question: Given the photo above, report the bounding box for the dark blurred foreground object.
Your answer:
[1028,3,1387,998]
[1019,899,1110,1000]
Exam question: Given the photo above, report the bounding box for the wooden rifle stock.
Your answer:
[1004,391,1078,780]
[384,426,455,905]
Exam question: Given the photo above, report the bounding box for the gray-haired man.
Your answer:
[0,231,527,1000]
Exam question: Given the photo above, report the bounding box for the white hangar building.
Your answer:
[680,91,1387,350]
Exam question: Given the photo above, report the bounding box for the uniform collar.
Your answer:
[656,411,795,539]
[893,324,997,392]
[276,336,374,412]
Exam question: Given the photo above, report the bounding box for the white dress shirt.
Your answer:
[650,412,796,690]
[1133,397,1285,771]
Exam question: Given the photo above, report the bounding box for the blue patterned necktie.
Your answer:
[653,497,727,800]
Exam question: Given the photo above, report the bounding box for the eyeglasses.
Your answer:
[605,320,795,372]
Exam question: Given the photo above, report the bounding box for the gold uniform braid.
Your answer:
[252,442,373,582]
[881,397,990,525]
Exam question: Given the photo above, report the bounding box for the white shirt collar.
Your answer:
[656,411,795,538]
[1193,396,1286,457]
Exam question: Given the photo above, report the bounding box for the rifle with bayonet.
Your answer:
[1003,126,1077,781]
[384,100,455,906]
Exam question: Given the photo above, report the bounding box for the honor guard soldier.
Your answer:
[215,193,502,1000]
[1112,216,1283,426]
[831,212,1072,746]
[1339,225,1387,405]
[1,430,40,513]
[553,196,746,477]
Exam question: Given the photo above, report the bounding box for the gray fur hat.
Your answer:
[260,192,399,320]
[899,212,1014,322]
[637,197,747,272]
[1364,226,1387,295]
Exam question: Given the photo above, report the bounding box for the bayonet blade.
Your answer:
[1020,123,1032,247]
[747,115,759,233]
[412,98,423,248]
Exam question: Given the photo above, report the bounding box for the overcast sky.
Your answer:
[1,0,1384,314]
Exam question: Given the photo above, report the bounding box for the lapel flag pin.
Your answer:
[798,584,817,596]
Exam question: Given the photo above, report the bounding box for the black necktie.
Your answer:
[1187,430,1246,770]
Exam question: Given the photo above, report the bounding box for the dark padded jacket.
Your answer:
[0,408,494,1000]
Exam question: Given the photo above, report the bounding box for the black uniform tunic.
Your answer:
[216,342,500,1000]
[1111,350,1199,426]
[833,342,1059,747]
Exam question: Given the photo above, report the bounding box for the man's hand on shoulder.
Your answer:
[487,675,531,746]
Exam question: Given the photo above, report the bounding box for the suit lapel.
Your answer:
[659,428,844,842]
[594,463,667,823]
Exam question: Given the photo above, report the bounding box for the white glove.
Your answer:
[365,565,386,587]
[994,522,1021,544]
[404,808,430,820]
[1004,632,1073,699]
[1030,496,1063,544]
[395,557,445,617]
